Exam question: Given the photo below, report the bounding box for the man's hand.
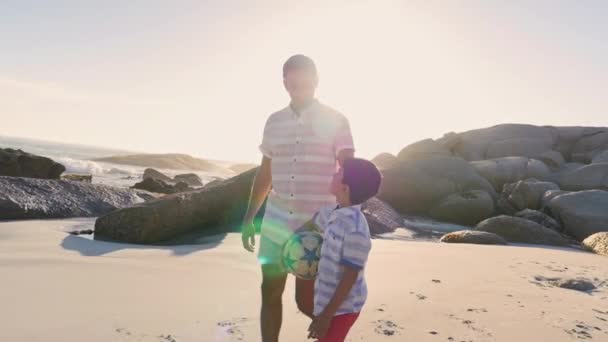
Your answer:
[307,313,331,340]
[241,220,256,252]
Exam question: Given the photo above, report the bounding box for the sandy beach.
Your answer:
[1,219,606,342]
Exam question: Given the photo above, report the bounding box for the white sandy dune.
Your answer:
[1,219,607,342]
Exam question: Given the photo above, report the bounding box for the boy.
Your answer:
[307,158,382,341]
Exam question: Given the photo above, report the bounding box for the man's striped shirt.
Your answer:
[259,100,354,245]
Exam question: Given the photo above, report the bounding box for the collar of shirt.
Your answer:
[289,98,319,118]
[330,204,362,221]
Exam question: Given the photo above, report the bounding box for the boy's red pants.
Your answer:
[317,312,360,342]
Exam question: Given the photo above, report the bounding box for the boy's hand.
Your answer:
[241,220,256,252]
[307,313,331,340]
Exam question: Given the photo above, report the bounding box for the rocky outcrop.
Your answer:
[371,153,398,170]
[377,156,496,217]
[61,174,93,183]
[556,163,608,191]
[132,178,192,194]
[0,148,65,179]
[397,139,452,161]
[440,230,508,245]
[582,232,608,256]
[474,215,569,246]
[471,157,550,192]
[514,209,562,232]
[143,168,172,182]
[498,179,559,213]
[592,150,608,164]
[95,168,263,244]
[173,173,203,187]
[547,190,608,241]
[428,190,494,225]
[0,176,146,220]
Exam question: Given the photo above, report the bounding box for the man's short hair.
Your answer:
[283,54,317,78]
[342,158,382,205]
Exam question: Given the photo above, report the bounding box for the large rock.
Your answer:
[451,124,556,161]
[514,209,562,232]
[471,157,551,192]
[0,148,65,179]
[397,139,452,161]
[361,197,403,235]
[547,190,608,241]
[371,153,398,170]
[0,176,146,219]
[536,150,565,171]
[143,168,172,182]
[428,190,494,225]
[132,178,191,194]
[570,128,608,162]
[95,168,264,244]
[474,215,570,246]
[556,164,608,191]
[582,232,608,256]
[499,179,559,212]
[173,173,203,187]
[592,150,608,164]
[440,230,508,245]
[377,156,496,216]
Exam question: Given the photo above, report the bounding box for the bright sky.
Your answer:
[1,0,606,163]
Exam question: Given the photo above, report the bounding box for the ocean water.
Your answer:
[0,135,229,188]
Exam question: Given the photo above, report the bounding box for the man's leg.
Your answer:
[261,264,287,342]
[295,277,315,319]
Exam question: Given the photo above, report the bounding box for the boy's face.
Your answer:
[330,168,348,198]
[283,69,318,103]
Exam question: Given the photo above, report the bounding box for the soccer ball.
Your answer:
[282,230,323,280]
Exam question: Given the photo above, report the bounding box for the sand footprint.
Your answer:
[216,317,251,341]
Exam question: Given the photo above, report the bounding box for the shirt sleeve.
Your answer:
[259,117,273,158]
[334,115,355,156]
[340,231,371,270]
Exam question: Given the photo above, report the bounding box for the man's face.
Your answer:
[283,69,318,103]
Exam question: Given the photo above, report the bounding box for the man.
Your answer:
[241,54,355,342]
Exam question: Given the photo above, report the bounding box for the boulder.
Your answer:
[428,190,494,225]
[451,124,556,161]
[377,156,496,216]
[61,174,93,183]
[142,168,172,182]
[474,215,570,246]
[434,131,461,151]
[440,230,508,245]
[547,190,608,241]
[471,157,551,191]
[592,150,608,164]
[582,232,608,256]
[397,139,451,161]
[500,179,560,211]
[173,173,203,186]
[132,178,192,194]
[540,190,572,210]
[95,168,263,244]
[536,150,565,170]
[570,129,608,162]
[514,209,562,232]
[0,176,146,219]
[371,153,399,170]
[556,163,608,191]
[361,197,403,235]
[0,148,65,179]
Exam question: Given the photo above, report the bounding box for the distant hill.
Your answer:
[228,163,258,174]
[94,153,227,172]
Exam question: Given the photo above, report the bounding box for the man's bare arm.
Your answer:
[242,156,272,252]
[337,148,355,167]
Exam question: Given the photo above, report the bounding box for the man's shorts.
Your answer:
[258,234,286,269]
